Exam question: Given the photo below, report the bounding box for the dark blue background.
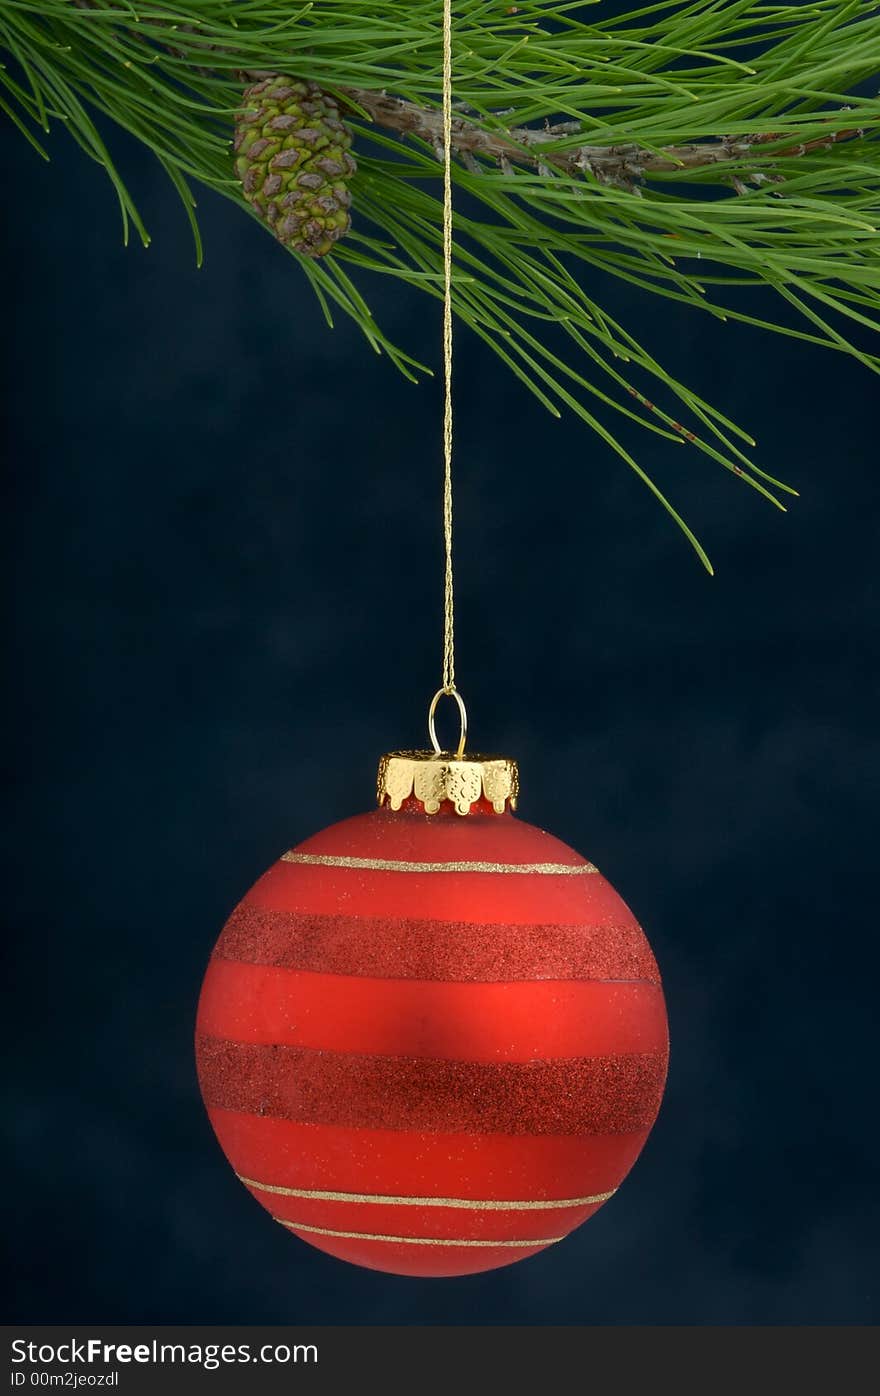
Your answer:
[4,109,879,1324]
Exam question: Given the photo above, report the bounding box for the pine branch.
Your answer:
[91,7,870,193]
[70,4,871,194]
[3,0,880,571]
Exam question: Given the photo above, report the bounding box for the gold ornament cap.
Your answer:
[377,750,519,817]
[379,688,518,815]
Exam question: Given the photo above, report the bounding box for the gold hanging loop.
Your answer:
[428,687,468,759]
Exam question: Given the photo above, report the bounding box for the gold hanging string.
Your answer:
[427,0,467,761]
[441,0,455,698]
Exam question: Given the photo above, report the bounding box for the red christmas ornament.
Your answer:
[196,746,669,1278]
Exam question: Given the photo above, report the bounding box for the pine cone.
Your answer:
[234,77,356,258]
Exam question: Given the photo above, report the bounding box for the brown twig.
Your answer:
[335,86,866,192]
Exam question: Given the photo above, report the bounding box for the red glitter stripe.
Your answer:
[216,906,660,985]
[197,960,668,1059]
[196,1035,667,1136]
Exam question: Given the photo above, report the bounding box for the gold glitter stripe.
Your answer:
[275,1218,562,1248]
[281,852,598,875]
[240,1175,615,1210]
